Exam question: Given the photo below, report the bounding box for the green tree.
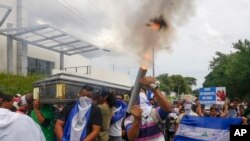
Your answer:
[203,39,250,98]
[156,73,173,94]
[185,77,197,86]
[156,74,197,95]
[169,75,190,94]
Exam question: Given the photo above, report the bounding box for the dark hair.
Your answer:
[81,85,94,92]
[191,104,197,112]
[201,104,205,109]
[210,105,217,111]
[106,93,116,108]
[116,94,124,99]
[239,104,244,108]
[3,94,13,102]
[0,92,5,98]
[228,105,234,110]
[101,88,116,108]
[232,97,241,103]
[101,88,110,97]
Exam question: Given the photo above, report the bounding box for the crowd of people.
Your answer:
[0,76,250,141]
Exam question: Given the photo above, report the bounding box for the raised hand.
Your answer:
[130,105,143,120]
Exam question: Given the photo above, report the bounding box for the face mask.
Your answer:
[184,103,192,115]
[115,100,123,108]
[79,96,92,108]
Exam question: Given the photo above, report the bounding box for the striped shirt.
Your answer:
[124,108,168,141]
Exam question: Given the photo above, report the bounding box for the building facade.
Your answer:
[0,0,90,75]
[0,0,131,87]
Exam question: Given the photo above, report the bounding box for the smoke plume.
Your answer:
[106,0,196,68]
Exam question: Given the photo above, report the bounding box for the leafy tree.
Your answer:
[156,74,197,95]
[185,77,197,86]
[169,75,191,94]
[156,73,173,94]
[192,89,199,97]
[203,39,250,98]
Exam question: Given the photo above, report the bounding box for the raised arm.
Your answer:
[220,101,228,118]
[195,99,204,116]
[140,76,171,112]
[127,105,143,141]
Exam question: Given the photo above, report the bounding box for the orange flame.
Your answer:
[140,66,147,70]
[147,22,161,31]
[140,52,153,69]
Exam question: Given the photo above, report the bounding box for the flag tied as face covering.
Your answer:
[174,115,242,141]
[111,100,127,124]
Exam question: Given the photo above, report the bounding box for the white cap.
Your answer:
[16,93,21,97]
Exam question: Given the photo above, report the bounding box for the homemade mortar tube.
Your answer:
[127,67,147,112]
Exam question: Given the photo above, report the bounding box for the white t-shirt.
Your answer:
[109,117,124,137]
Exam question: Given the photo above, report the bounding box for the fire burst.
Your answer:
[146,15,167,31]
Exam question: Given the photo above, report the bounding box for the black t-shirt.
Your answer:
[58,102,103,135]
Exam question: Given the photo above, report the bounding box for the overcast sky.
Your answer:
[24,0,250,89]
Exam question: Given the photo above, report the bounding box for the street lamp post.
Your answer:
[178,84,180,100]
[152,47,170,77]
[152,47,155,77]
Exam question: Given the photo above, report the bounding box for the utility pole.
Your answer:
[152,47,155,77]
[178,84,180,100]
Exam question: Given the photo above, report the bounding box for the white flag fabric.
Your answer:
[174,115,242,141]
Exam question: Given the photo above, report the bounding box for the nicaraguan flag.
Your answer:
[111,100,127,124]
[174,115,242,141]
[147,90,154,100]
[63,102,92,141]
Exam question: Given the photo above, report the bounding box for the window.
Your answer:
[28,57,54,75]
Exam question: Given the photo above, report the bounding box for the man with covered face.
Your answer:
[55,85,103,141]
[124,76,172,141]
[175,100,198,132]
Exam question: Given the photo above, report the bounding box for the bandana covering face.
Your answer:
[184,102,192,115]
[111,100,127,124]
[63,96,92,141]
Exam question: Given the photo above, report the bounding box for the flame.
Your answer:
[140,65,147,70]
[148,22,161,31]
[143,53,151,62]
[140,52,153,69]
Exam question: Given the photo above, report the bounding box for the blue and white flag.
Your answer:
[147,90,154,100]
[174,115,242,141]
[63,102,92,141]
[111,100,127,124]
